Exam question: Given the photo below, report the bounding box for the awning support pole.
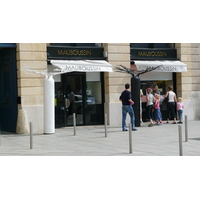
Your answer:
[44,76,55,134]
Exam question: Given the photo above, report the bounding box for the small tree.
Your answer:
[115,64,160,127]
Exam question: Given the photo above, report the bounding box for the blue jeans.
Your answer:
[178,110,183,120]
[122,105,135,131]
[154,108,162,121]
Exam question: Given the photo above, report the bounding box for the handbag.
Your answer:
[163,94,169,104]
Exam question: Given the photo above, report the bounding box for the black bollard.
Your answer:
[131,76,141,127]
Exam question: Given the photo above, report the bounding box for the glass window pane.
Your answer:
[86,81,102,104]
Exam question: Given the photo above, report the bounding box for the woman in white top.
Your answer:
[146,88,155,127]
[165,85,177,124]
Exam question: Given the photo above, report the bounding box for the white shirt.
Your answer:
[168,91,175,102]
[147,94,154,106]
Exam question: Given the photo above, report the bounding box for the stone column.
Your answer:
[16,43,47,133]
[103,43,131,126]
[176,43,200,120]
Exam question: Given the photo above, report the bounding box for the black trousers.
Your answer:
[146,105,154,120]
[167,102,176,119]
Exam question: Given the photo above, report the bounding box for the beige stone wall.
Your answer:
[16,43,47,132]
[176,43,200,120]
[15,43,200,132]
[103,43,131,125]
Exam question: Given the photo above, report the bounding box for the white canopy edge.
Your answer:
[134,60,187,72]
[50,60,113,72]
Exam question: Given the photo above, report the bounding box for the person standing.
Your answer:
[154,94,162,125]
[146,88,155,127]
[152,85,162,122]
[152,85,160,96]
[119,83,137,131]
[177,97,184,124]
[165,85,177,124]
[140,89,144,124]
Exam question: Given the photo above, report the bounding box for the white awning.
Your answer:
[50,60,113,72]
[134,60,187,72]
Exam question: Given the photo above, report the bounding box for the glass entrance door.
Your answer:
[63,74,85,126]
[54,72,105,127]
[55,73,86,127]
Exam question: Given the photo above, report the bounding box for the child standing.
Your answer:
[154,94,162,125]
[177,97,184,124]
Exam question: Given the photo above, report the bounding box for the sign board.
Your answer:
[131,48,177,60]
[47,46,105,60]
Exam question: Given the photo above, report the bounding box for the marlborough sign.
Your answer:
[47,46,105,60]
[131,48,177,60]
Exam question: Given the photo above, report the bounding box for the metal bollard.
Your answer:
[30,122,33,149]
[73,113,76,136]
[129,123,132,154]
[105,113,107,137]
[185,115,188,142]
[178,125,183,156]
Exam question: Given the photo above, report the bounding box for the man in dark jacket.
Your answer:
[119,83,137,131]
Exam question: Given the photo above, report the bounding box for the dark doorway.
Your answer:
[0,48,18,132]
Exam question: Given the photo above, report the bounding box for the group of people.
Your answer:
[119,83,184,131]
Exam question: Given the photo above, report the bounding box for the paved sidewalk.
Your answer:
[0,120,200,156]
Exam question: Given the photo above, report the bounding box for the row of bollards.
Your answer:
[0,114,189,155]
[178,115,189,156]
[72,113,189,155]
[129,115,189,155]
[28,114,188,155]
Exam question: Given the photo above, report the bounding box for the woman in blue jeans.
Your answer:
[119,83,137,131]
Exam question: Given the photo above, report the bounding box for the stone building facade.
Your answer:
[176,43,200,120]
[1,43,199,133]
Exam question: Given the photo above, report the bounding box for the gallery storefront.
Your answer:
[130,43,187,121]
[47,43,112,128]
[1,43,199,134]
